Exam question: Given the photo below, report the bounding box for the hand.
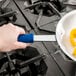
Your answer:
[0,23,30,52]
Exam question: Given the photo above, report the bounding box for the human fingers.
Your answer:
[14,42,30,49]
[15,26,25,34]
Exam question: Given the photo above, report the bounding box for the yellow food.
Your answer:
[73,48,76,56]
[70,28,76,56]
[70,28,76,47]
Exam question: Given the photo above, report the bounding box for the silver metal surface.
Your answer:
[34,35,56,41]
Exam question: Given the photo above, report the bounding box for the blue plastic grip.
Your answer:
[18,33,34,43]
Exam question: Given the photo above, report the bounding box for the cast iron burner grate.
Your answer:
[24,0,64,17]
[0,47,47,76]
[52,50,76,76]
[23,0,66,32]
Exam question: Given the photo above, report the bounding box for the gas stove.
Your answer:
[13,0,76,76]
[0,0,76,76]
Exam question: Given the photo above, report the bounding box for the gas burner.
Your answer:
[24,0,63,17]
[0,7,17,26]
[24,0,65,29]
[0,47,47,76]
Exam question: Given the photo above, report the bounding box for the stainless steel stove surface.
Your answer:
[0,0,76,76]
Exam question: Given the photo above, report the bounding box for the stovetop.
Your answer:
[0,0,76,76]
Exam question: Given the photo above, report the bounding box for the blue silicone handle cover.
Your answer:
[18,33,34,43]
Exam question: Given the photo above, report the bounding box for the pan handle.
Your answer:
[18,33,34,43]
[18,33,56,43]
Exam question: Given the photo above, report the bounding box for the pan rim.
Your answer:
[56,10,76,61]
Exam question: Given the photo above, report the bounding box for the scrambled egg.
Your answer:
[70,28,76,56]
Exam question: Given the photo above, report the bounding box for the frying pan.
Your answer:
[18,10,76,61]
